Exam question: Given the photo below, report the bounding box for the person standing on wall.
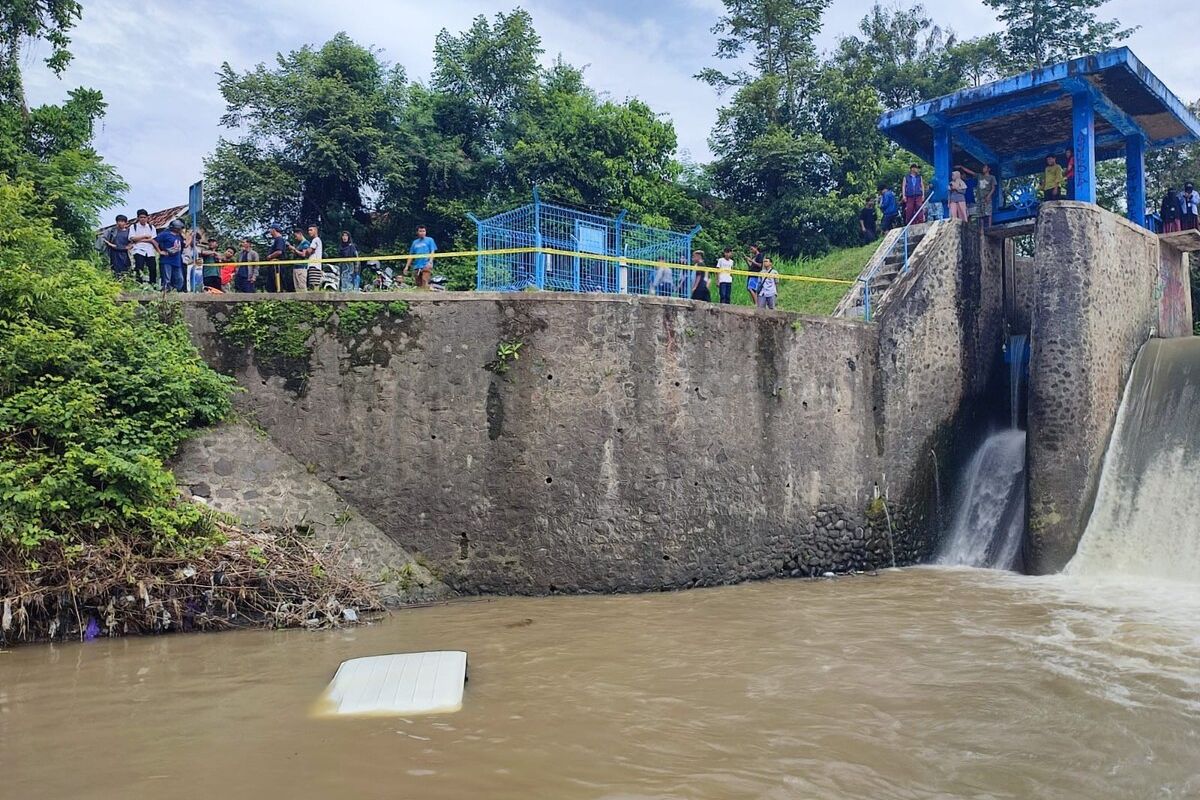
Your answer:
[235,237,259,293]
[199,237,222,291]
[1160,187,1183,233]
[879,183,900,231]
[1042,155,1065,201]
[756,257,779,310]
[154,219,186,292]
[690,249,711,301]
[903,164,925,224]
[1182,183,1200,231]
[264,224,288,292]
[948,170,969,221]
[101,214,132,279]
[304,225,331,290]
[859,196,878,242]
[716,247,734,304]
[128,209,159,286]
[338,231,360,290]
[744,243,764,306]
[975,165,997,227]
[404,225,437,289]
[287,227,311,291]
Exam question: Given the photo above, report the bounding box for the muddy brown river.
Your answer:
[3,567,1199,799]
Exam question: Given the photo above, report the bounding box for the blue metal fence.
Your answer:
[470,189,701,297]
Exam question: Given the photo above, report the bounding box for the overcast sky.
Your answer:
[21,0,1199,219]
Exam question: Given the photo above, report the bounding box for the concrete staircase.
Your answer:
[834,222,938,320]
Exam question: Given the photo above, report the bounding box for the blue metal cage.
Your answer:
[469,189,701,297]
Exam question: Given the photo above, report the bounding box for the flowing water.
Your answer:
[1069,338,1200,582]
[4,569,1200,800]
[936,430,1027,570]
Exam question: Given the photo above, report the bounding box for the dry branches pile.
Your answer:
[0,523,382,647]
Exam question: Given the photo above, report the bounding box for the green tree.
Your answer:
[833,4,963,110]
[982,0,1135,71]
[205,33,410,238]
[0,0,81,112]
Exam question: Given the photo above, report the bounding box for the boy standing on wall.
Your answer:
[716,247,734,304]
[690,249,711,301]
[287,227,311,291]
[128,209,159,286]
[745,243,764,306]
[102,214,132,278]
[756,257,779,310]
[405,225,437,288]
[1183,183,1200,231]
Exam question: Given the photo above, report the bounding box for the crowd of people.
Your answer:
[99,211,439,293]
[1159,183,1200,233]
[655,245,780,309]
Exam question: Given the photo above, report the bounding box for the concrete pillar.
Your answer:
[1125,134,1146,226]
[1071,93,1096,204]
[933,125,952,217]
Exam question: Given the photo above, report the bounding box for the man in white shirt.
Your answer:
[127,208,159,286]
[1183,182,1200,231]
[305,225,332,290]
[716,247,734,304]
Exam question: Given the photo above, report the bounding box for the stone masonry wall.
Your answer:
[875,220,1005,543]
[171,423,447,604]
[1026,202,1161,573]
[171,292,960,594]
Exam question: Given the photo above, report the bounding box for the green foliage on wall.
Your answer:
[215,301,335,360]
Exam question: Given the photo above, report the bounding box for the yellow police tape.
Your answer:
[215,246,856,287]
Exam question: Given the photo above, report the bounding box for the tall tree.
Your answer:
[205,33,410,237]
[697,0,831,127]
[982,0,1135,71]
[0,0,81,114]
[833,4,962,110]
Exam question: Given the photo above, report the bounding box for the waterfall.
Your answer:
[935,335,1029,571]
[1067,339,1200,583]
[936,430,1026,570]
[1008,334,1028,428]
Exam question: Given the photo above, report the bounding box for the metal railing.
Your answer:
[861,195,939,321]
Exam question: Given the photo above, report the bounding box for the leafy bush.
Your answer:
[0,178,233,553]
[214,301,334,360]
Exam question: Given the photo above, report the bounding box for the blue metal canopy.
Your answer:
[878,48,1200,227]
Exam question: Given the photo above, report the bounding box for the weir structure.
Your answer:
[159,49,1200,592]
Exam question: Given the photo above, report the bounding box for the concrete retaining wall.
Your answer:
[1026,202,1162,573]
[170,259,994,593]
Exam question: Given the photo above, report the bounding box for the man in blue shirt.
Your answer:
[404,225,437,289]
[903,164,926,224]
[878,183,899,231]
[154,219,186,291]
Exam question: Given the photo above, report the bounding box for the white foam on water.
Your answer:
[936,430,1026,570]
[1068,338,1200,584]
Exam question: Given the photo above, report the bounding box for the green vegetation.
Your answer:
[215,301,334,360]
[0,179,232,553]
[719,243,877,315]
[336,302,385,335]
[485,341,525,375]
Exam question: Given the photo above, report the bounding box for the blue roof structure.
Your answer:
[878,48,1200,227]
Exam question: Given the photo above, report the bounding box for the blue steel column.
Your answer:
[614,210,627,294]
[1125,134,1146,226]
[533,186,545,289]
[1071,93,1096,204]
[933,125,952,218]
[467,212,483,290]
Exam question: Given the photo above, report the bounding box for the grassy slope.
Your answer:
[721,242,879,315]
